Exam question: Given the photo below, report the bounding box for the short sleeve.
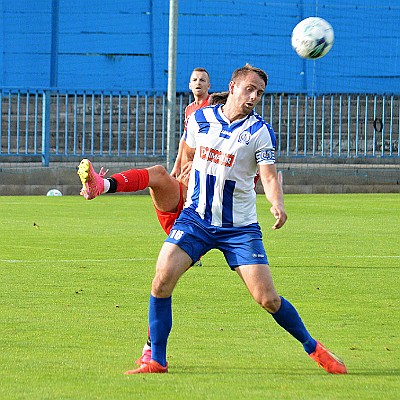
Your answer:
[184,113,197,148]
[254,123,276,165]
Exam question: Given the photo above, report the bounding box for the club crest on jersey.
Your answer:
[200,146,235,167]
[256,148,275,163]
[238,131,251,145]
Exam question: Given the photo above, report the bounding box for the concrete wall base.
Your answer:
[0,162,399,195]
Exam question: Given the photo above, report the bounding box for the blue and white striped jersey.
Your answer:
[184,104,276,227]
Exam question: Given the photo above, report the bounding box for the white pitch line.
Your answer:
[273,255,400,259]
[0,258,156,263]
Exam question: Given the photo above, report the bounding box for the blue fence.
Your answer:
[1,89,399,166]
[2,1,400,95]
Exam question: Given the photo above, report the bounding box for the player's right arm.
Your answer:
[176,160,192,187]
[180,112,197,166]
[170,136,185,178]
[176,142,195,188]
[181,141,195,167]
[170,105,192,178]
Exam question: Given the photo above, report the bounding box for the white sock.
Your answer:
[143,343,151,351]
[103,179,110,193]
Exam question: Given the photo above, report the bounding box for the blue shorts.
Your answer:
[165,208,269,269]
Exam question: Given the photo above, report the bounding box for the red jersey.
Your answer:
[183,95,210,131]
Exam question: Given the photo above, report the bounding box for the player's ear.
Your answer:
[228,81,235,93]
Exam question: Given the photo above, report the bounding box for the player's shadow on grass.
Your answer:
[181,365,400,376]
[174,365,342,376]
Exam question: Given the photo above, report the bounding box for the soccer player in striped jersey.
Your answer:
[125,64,347,375]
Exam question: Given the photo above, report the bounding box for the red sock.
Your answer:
[110,169,149,192]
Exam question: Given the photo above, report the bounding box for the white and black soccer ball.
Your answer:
[46,188,62,196]
[291,17,334,59]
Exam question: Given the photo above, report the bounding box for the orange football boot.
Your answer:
[124,360,168,374]
[309,341,347,374]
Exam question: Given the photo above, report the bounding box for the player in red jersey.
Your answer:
[78,68,211,365]
[170,67,211,178]
[78,68,211,235]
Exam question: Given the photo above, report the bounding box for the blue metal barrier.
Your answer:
[0,89,399,166]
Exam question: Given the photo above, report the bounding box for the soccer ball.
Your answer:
[46,188,62,196]
[291,17,334,59]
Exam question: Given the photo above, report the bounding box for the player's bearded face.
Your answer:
[231,73,265,115]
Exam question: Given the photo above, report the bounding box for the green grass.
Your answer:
[0,194,399,400]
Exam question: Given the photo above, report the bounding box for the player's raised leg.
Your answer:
[77,159,181,213]
[147,165,181,213]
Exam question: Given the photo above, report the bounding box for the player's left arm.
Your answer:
[259,163,287,230]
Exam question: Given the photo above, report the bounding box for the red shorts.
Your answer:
[154,184,185,235]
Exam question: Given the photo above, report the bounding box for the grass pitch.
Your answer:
[0,193,399,399]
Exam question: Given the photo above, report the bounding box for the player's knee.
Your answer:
[151,165,168,178]
[151,274,174,298]
[148,165,171,187]
[151,282,169,298]
[258,294,281,313]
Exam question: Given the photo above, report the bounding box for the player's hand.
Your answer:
[270,205,287,230]
[177,161,192,187]
[170,164,181,178]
